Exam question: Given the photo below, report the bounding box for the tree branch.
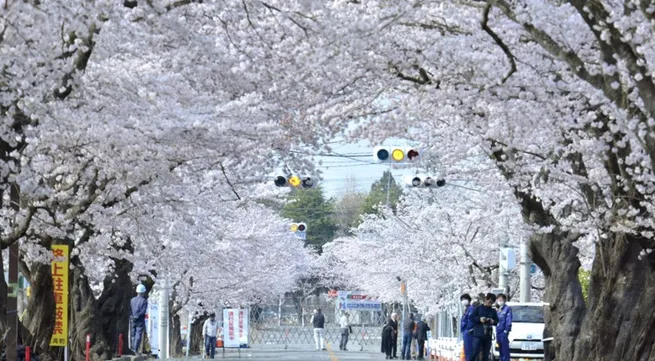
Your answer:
[481,2,516,83]
[220,163,241,200]
[1,206,36,249]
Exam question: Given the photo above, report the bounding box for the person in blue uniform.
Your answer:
[130,284,148,354]
[460,294,474,360]
[496,294,513,361]
[467,293,498,361]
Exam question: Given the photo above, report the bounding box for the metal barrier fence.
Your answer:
[248,296,395,348]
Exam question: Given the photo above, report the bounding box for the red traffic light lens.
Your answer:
[302,177,313,188]
[377,149,389,160]
[436,179,446,187]
[274,176,287,187]
[298,224,306,231]
[407,149,419,160]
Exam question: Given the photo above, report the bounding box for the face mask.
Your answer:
[498,301,505,307]
[461,300,470,306]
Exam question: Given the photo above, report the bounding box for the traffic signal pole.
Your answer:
[519,242,531,302]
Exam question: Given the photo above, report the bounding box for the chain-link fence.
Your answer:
[248,295,396,349]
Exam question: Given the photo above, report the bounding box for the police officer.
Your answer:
[460,294,474,360]
[495,294,513,361]
[467,293,498,361]
[130,284,148,353]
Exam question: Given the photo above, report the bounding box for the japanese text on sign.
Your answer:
[238,310,244,339]
[228,311,235,340]
[50,245,69,347]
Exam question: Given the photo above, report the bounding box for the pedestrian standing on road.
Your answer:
[460,294,474,361]
[129,284,148,354]
[495,294,513,361]
[401,313,415,360]
[467,293,498,361]
[310,308,326,351]
[339,311,351,351]
[414,316,431,360]
[381,319,395,359]
[389,313,399,359]
[202,313,219,359]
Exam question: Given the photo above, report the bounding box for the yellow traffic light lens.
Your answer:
[392,149,405,161]
[289,176,301,187]
[290,223,298,232]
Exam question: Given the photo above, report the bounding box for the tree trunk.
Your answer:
[528,231,586,361]
[67,266,112,361]
[23,246,135,361]
[530,229,655,361]
[577,235,655,361]
[96,257,134,357]
[169,312,183,357]
[22,263,57,359]
[189,315,208,356]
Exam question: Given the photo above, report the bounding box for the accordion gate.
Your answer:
[247,299,395,348]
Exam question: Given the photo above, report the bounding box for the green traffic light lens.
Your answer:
[377,149,389,160]
[411,177,421,186]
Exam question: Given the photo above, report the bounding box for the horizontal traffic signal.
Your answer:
[274,175,317,189]
[290,223,307,240]
[403,175,446,188]
[373,146,420,163]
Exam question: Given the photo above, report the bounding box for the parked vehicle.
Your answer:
[492,302,545,360]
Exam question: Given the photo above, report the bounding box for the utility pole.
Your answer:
[519,242,531,302]
[498,237,509,293]
[7,184,21,361]
[158,277,169,360]
[185,310,192,358]
[399,279,408,343]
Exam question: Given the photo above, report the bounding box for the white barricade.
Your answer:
[428,337,463,361]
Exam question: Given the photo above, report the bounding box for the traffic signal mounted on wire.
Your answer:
[274,175,316,189]
[290,223,307,240]
[403,175,446,188]
[373,146,420,163]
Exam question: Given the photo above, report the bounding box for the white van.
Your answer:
[491,302,545,360]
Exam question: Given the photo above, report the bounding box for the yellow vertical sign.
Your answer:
[50,245,69,347]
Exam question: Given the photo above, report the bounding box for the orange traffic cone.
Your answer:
[460,345,466,361]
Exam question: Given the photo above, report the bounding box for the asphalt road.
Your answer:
[208,349,382,361]
[187,343,384,361]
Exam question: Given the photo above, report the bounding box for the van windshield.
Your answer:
[511,306,544,323]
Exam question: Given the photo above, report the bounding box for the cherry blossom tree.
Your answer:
[323,181,526,314]
[2,1,654,360]
[1,1,319,359]
[189,1,655,359]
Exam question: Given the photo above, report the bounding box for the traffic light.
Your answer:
[290,223,307,240]
[403,175,446,188]
[274,175,317,189]
[373,146,420,163]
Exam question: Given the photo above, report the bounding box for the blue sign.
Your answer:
[343,302,382,310]
[337,291,382,311]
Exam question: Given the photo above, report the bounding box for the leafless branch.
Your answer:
[481,2,516,84]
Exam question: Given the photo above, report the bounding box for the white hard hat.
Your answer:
[136,284,146,293]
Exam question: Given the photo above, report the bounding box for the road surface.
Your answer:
[185,343,384,361]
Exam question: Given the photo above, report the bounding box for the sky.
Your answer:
[314,138,419,199]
